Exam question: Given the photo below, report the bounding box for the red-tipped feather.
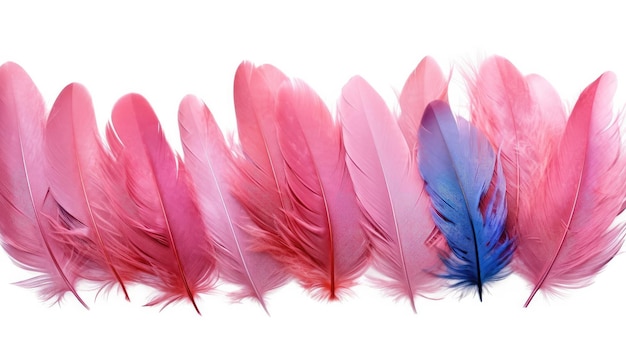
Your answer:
[107,94,216,313]
[398,56,449,152]
[45,83,136,300]
[272,80,369,299]
[0,63,87,307]
[339,76,444,311]
[469,56,567,239]
[517,72,626,306]
[178,95,288,311]
[231,62,292,246]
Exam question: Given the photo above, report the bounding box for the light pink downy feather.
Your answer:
[45,83,139,300]
[339,76,444,311]
[0,62,87,307]
[398,56,449,152]
[272,80,369,299]
[107,94,216,313]
[469,56,567,239]
[517,72,626,306]
[178,95,288,311]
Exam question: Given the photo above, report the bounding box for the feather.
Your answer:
[398,56,449,152]
[469,56,566,240]
[0,62,87,307]
[45,83,136,300]
[418,100,513,300]
[231,62,292,252]
[516,72,626,306]
[178,94,288,311]
[339,76,443,311]
[272,79,369,299]
[107,93,216,313]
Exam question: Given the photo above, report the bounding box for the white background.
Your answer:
[1,1,625,350]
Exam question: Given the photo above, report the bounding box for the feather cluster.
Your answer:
[0,55,624,312]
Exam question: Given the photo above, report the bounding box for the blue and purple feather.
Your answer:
[418,100,514,300]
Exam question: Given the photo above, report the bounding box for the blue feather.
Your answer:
[418,100,514,300]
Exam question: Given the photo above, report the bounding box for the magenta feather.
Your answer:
[398,56,449,152]
[339,76,444,311]
[272,79,369,299]
[516,72,626,306]
[45,83,137,300]
[0,62,87,307]
[106,94,216,313]
[178,94,288,311]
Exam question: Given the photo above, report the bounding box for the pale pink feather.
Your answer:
[178,95,288,311]
[273,79,369,299]
[45,83,138,300]
[398,56,448,152]
[469,56,567,239]
[339,76,444,311]
[0,62,87,307]
[107,94,216,313]
[517,72,626,306]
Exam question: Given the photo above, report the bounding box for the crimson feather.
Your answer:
[517,72,626,306]
[339,76,444,311]
[0,62,87,307]
[106,94,216,313]
[178,95,288,311]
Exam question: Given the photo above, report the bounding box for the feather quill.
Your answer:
[339,76,443,311]
[45,83,136,300]
[517,72,626,306]
[178,94,288,311]
[273,79,369,299]
[418,100,513,300]
[398,56,449,151]
[107,94,216,313]
[0,62,87,307]
[469,56,566,240]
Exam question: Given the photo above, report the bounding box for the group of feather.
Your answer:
[0,55,624,314]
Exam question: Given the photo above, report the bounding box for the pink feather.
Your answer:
[178,95,288,311]
[231,62,292,248]
[517,72,626,306]
[45,83,138,300]
[272,79,369,299]
[107,94,216,313]
[0,63,87,307]
[398,56,449,152]
[469,56,567,239]
[338,76,444,311]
